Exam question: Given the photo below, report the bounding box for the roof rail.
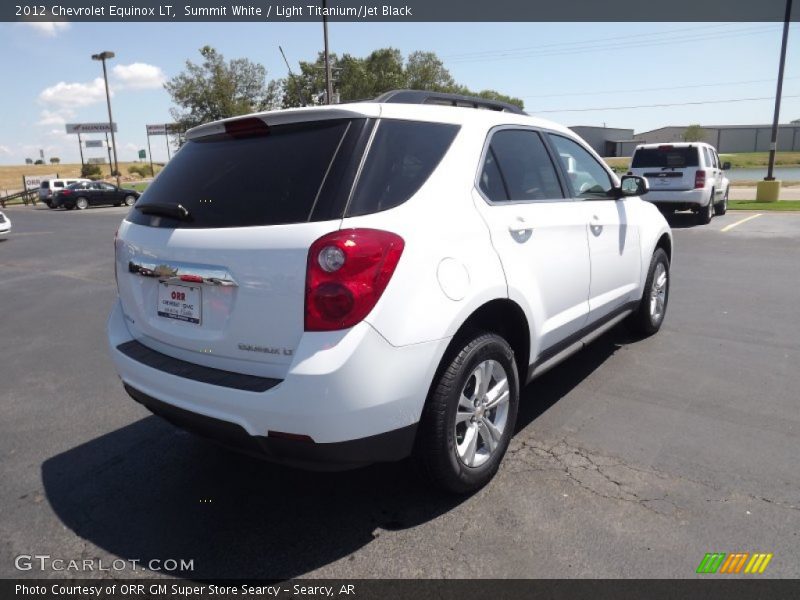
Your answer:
[373,89,527,115]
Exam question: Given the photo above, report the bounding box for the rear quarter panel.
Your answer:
[340,122,508,348]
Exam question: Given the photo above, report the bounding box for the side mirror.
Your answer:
[618,175,649,198]
[722,161,731,170]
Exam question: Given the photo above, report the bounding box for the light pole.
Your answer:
[91,50,120,187]
[758,0,793,202]
[321,0,333,104]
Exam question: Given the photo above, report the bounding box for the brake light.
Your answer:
[224,117,269,138]
[305,229,405,331]
[61,189,72,196]
[694,170,706,189]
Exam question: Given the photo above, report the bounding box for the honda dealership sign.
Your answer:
[65,122,118,134]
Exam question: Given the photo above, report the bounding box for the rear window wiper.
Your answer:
[136,203,191,221]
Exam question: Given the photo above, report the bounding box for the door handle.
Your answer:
[508,218,532,233]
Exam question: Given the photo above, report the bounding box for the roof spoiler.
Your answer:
[372,89,527,115]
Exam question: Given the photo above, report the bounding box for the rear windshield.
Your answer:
[40,181,50,189]
[127,117,459,228]
[128,119,362,229]
[632,147,699,168]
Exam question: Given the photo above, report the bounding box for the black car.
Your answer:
[55,181,140,210]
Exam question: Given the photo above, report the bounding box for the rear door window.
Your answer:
[54,182,64,188]
[632,147,700,168]
[345,120,459,217]
[479,129,564,202]
[128,119,365,229]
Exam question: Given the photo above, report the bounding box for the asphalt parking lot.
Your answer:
[1,205,798,579]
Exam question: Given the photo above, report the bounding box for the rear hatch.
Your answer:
[630,145,700,191]
[115,110,376,378]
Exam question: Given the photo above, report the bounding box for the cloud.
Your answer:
[38,78,108,109]
[37,109,75,126]
[21,22,70,37]
[113,63,166,90]
[0,145,11,155]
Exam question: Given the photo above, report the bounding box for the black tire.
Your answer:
[696,191,714,225]
[628,248,670,337]
[417,330,519,494]
[714,188,728,215]
[65,203,75,210]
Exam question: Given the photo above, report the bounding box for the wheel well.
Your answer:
[656,233,672,262]
[445,299,530,380]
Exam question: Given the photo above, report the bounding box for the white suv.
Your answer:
[628,142,730,224]
[107,90,673,493]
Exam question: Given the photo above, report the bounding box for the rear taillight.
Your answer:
[61,189,72,196]
[305,229,405,331]
[694,170,706,189]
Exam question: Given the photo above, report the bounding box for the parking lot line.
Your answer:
[721,213,763,233]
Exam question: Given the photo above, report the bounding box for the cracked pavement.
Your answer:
[1,206,799,579]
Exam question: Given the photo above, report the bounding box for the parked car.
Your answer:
[0,210,10,238]
[628,142,730,224]
[54,181,140,210]
[39,178,91,207]
[107,90,672,493]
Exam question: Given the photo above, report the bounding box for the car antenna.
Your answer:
[279,46,308,108]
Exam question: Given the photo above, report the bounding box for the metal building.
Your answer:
[632,124,800,153]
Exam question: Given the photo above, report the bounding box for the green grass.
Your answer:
[729,200,800,211]
[718,152,800,169]
[130,182,150,193]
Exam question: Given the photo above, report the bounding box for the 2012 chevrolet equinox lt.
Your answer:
[108,90,672,493]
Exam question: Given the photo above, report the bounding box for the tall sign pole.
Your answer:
[77,133,85,169]
[105,132,114,176]
[164,124,171,160]
[322,0,333,104]
[766,0,793,181]
[146,129,155,177]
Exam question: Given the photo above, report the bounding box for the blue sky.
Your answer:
[0,21,797,165]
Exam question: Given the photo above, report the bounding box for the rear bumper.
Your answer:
[124,384,417,470]
[644,188,710,209]
[107,299,449,468]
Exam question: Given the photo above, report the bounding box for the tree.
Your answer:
[50,157,60,164]
[165,46,282,131]
[405,51,455,91]
[683,124,706,142]
[34,159,44,165]
[280,47,523,110]
[81,164,102,179]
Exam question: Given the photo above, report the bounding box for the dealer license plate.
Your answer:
[157,283,201,324]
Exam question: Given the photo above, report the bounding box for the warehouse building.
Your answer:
[569,123,800,157]
[631,124,800,153]
[568,126,637,157]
